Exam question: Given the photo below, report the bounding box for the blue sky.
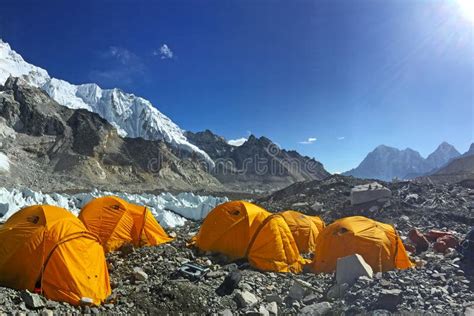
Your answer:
[0,0,472,173]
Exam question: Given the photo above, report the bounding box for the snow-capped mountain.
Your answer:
[343,142,462,181]
[0,39,213,166]
[425,142,461,170]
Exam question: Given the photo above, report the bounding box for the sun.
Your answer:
[457,0,474,22]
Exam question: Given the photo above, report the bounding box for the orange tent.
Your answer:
[310,216,414,273]
[79,196,172,253]
[192,201,305,273]
[0,205,111,305]
[280,210,325,254]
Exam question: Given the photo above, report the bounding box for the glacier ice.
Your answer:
[0,153,10,173]
[0,187,227,228]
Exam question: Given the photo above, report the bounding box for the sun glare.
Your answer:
[457,0,474,22]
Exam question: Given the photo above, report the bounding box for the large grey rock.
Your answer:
[20,290,45,310]
[336,254,373,285]
[465,304,474,316]
[350,182,392,205]
[234,290,258,308]
[288,283,306,301]
[299,301,332,315]
[376,289,402,311]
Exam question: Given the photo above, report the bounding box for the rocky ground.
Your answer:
[1,175,474,315]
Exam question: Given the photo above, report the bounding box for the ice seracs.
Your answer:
[0,188,227,227]
[0,39,214,166]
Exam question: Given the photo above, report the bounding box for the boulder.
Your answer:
[350,182,392,205]
[465,305,474,316]
[434,235,459,253]
[216,270,242,296]
[408,229,429,252]
[234,290,258,308]
[299,302,332,315]
[336,254,373,285]
[20,290,45,310]
[288,283,307,301]
[425,230,453,242]
[376,289,402,311]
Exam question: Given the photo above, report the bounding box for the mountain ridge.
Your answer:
[343,142,461,181]
[0,39,214,166]
[0,76,221,191]
[185,130,330,191]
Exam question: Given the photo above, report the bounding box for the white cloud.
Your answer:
[154,44,174,59]
[337,136,345,140]
[228,137,247,147]
[299,137,317,145]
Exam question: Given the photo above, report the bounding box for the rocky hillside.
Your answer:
[425,141,461,170]
[0,77,221,192]
[0,77,329,193]
[1,176,474,314]
[420,145,474,184]
[343,143,461,181]
[186,130,330,192]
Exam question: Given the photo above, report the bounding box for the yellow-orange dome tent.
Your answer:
[280,210,325,254]
[0,205,111,305]
[79,196,173,253]
[310,216,414,273]
[192,201,305,273]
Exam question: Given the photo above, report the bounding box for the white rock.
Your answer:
[336,254,373,285]
[234,290,258,308]
[80,297,94,306]
[133,267,148,281]
[350,182,392,205]
[266,301,278,315]
[292,202,309,208]
[311,201,323,212]
[258,305,270,316]
[299,301,332,315]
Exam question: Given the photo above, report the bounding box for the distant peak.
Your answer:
[437,141,455,149]
[466,143,474,155]
[373,144,397,152]
[247,134,257,142]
